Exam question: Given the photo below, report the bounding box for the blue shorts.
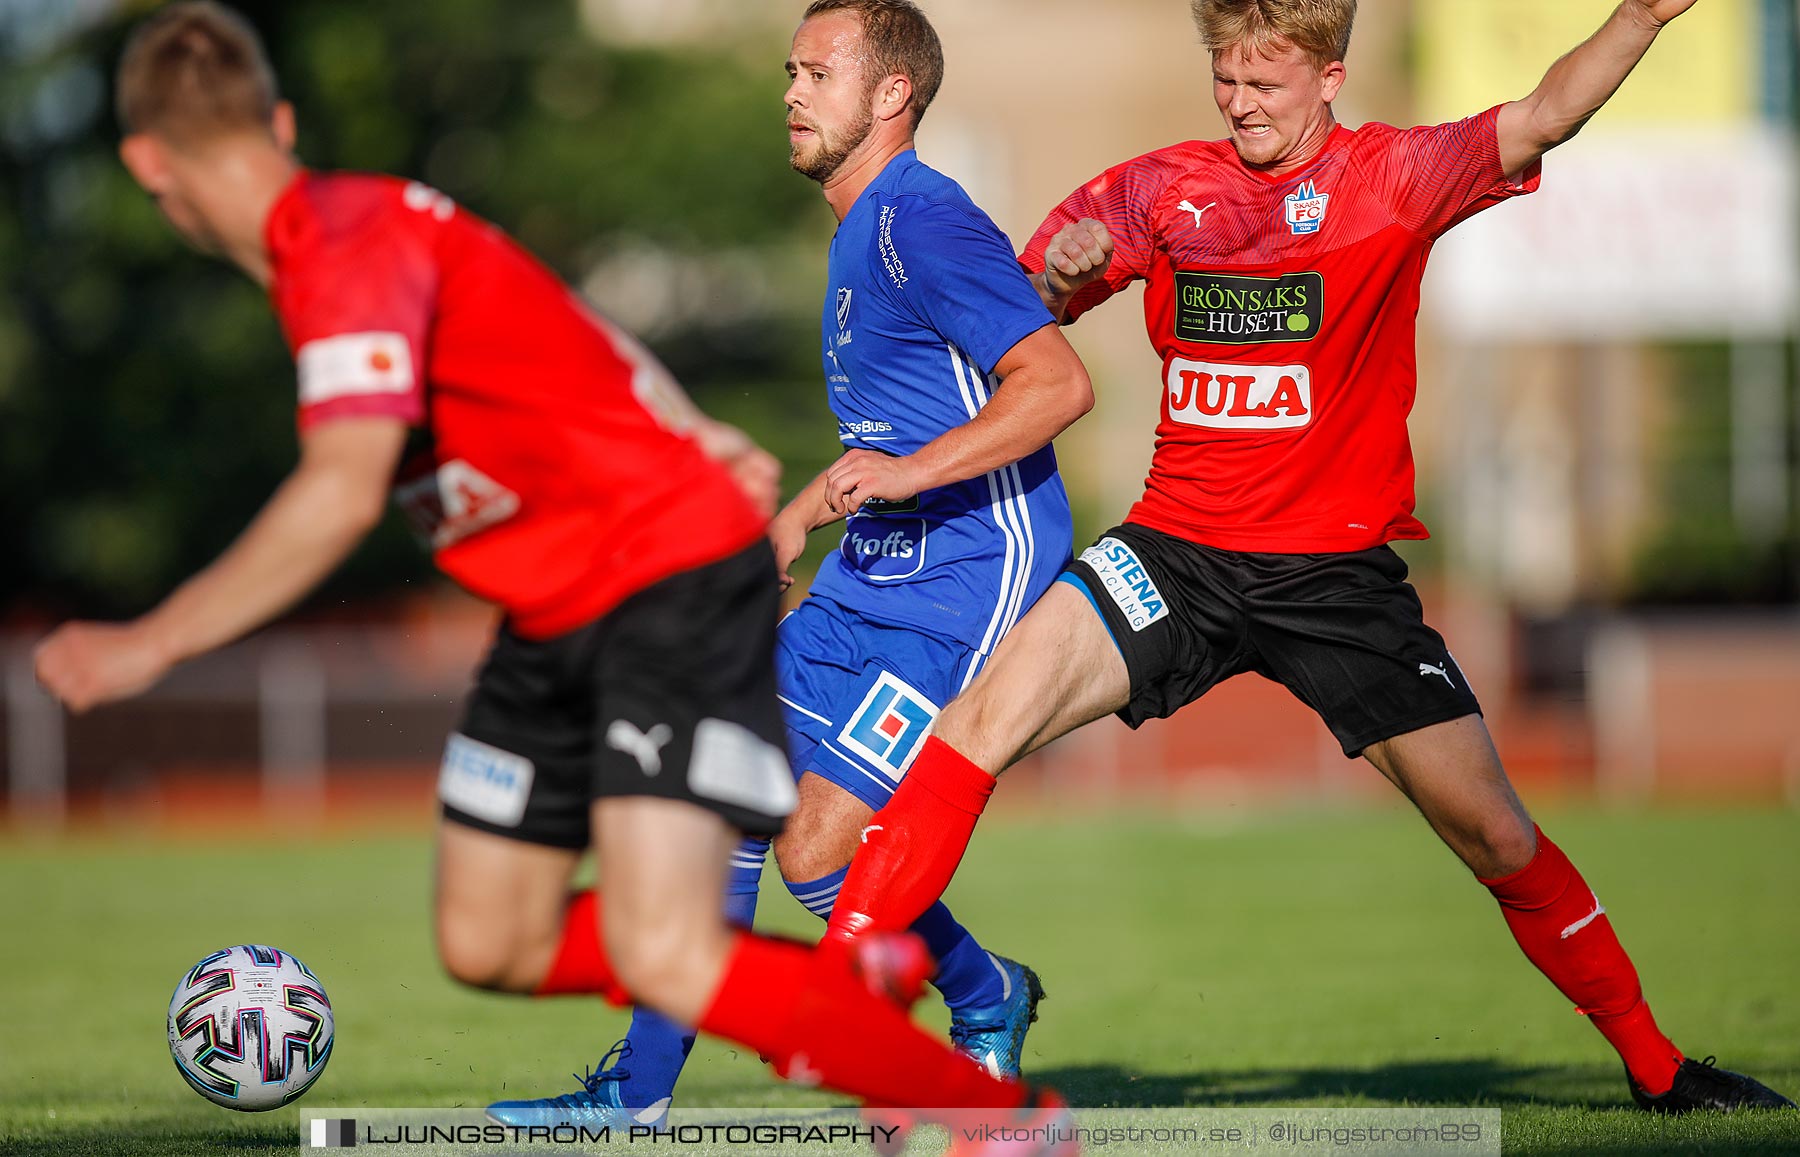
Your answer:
[775,597,985,812]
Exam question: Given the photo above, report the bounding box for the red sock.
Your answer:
[1480,827,1682,1095]
[532,890,631,1005]
[699,931,1025,1108]
[823,737,995,946]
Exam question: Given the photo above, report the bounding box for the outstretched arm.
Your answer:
[1497,0,1698,176]
[34,416,406,712]
[821,324,1094,516]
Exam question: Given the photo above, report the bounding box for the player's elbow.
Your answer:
[297,469,389,549]
[1519,96,1587,157]
[1055,367,1096,430]
[333,481,390,542]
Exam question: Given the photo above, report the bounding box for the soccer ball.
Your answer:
[166,945,335,1111]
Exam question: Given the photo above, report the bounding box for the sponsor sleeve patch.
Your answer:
[1078,537,1171,632]
[437,732,533,827]
[296,332,416,407]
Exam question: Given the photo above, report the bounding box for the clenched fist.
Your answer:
[824,450,924,517]
[34,621,172,714]
[1041,218,1114,299]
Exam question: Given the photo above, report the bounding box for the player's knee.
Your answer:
[770,776,866,882]
[1470,810,1537,877]
[435,901,536,992]
[772,824,850,884]
[603,911,726,1018]
[436,921,512,991]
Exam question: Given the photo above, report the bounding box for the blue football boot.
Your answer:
[947,954,1045,1078]
[486,1039,670,1131]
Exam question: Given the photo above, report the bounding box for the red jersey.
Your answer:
[1021,106,1539,552]
[266,172,764,638]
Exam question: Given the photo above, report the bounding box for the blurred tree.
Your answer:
[1627,340,1798,605]
[0,0,838,619]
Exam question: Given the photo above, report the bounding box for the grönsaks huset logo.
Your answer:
[1174,270,1323,344]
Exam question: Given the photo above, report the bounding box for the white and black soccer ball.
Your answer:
[166,945,334,1111]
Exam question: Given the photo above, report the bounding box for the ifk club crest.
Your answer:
[836,287,853,330]
[1284,181,1329,235]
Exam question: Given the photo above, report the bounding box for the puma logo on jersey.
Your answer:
[607,721,673,775]
[1177,200,1217,228]
[1418,661,1455,688]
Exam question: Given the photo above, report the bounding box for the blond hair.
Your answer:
[1192,0,1356,66]
[116,2,278,143]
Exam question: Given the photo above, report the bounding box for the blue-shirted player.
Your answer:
[487,0,1095,1129]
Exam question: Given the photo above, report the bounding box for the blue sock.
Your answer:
[783,867,1004,1015]
[608,836,768,1110]
[784,862,848,920]
[911,901,1005,1013]
[722,836,767,928]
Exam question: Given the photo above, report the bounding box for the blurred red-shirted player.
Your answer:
[819,0,1795,1117]
[34,1,1066,1126]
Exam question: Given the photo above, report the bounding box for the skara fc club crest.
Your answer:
[1284,181,1330,235]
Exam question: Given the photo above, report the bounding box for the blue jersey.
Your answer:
[810,151,1072,652]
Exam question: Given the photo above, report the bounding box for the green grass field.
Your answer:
[3,806,1797,1155]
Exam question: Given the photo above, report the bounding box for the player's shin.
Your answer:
[605,838,769,1107]
[822,737,996,947]
[786,861,1004,1009]
[1479,826,1682,1095]
[697,931,1026,1108]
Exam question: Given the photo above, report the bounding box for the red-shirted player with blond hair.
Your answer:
[33,1,1071,1135]
[820,0,1795,1115]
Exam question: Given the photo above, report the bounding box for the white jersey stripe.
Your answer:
[958,642,990,693]
[948,343,1026,659]
[776,694,833,728]
[819,739,905,797]
[962,351,1037,648]
[962,353,1033,643]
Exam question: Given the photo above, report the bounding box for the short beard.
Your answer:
[790,101,875,183]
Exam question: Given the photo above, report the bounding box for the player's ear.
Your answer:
[119,133,172,196]
[271,101,297,152]
[874,73,913,124]
[1320,60,1347,104]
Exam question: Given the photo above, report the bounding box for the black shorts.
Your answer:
[1063,523,1482,757]
[439,541,796,849]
